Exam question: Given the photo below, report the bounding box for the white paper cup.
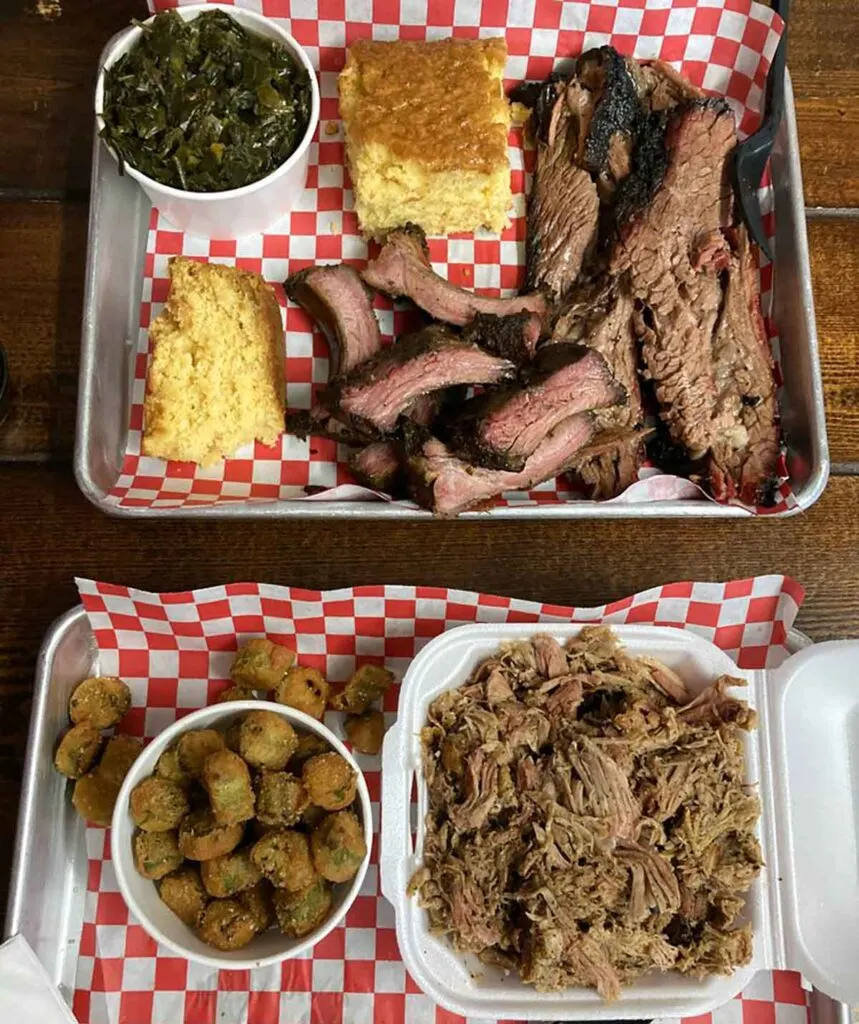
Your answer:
[111,701,372,971]
[95,4,320,239]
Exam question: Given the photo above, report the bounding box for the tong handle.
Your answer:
[765,0,790,130]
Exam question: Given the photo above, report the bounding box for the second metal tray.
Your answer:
[74,72,828,519]
[4,605,849,1024]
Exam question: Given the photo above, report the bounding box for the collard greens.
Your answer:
[101,10,312,193]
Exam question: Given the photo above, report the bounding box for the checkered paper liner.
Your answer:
[70,574,811,1024]
[106,0,789,514]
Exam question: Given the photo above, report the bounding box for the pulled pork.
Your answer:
[411,626,761,1001]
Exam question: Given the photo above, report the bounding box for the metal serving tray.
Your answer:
[5,606,850,1024]
[74,72,828,519]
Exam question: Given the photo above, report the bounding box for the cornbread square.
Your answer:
[339,37,511,238]
[142,257,285,467]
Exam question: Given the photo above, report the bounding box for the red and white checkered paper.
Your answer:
[70,574,811,1024]
[106,0,788,515]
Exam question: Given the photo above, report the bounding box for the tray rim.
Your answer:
[73,72,829,519]
[3,601,848,1024]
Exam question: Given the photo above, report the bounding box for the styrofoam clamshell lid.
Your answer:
[766,640,859,1006]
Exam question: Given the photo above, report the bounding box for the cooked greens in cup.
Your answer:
[100,10,312,193]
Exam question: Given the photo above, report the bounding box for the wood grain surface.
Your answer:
[1,0,858,938]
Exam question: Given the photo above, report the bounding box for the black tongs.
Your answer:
[732,0,790,261]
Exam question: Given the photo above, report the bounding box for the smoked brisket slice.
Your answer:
[613,100,737,460]
[447,344,624,472]
[550,277,646,497]
[285,264,381,377]
[705,226,780,505]
[325,325,516,437]
[525,80,599,297]
[406,414,596,517]
[363,225,547,327]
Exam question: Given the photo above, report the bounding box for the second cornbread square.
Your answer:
[338,37,512,238]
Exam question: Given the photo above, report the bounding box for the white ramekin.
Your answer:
[111,700,372,971]
[95,4,320,239]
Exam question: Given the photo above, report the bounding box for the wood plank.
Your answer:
[3,200,859,465]
[1,464,859,919]
[0,0,141,195]
[0,199,86,458]
[790,0,859,209]
[0,0,858,208]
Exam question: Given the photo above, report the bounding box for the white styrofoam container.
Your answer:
[380,624,859,1020]
[94,5,320,239]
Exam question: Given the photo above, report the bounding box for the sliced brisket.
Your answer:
[406,413,596,516]
[363,225,546,327]
[448,344,624,471]
[287,407,367,445]
[326,325,517,436]
[285,264,381,377]
[613,100,737,460]
[705,227,780,505]
[550,277,646,497]
[462,311,543,365]
[525,80,600,297]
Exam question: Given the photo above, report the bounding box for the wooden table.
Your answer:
[1,0,857,926]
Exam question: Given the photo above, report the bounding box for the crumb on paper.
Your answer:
[510,101,531,126]
[328,221,339,235]
[32,0,61,17]
[325,121,339,136]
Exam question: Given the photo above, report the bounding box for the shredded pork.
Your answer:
[411,626,761,1001]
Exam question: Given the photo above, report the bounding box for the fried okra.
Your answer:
[202,749,255,825]
[251,830,316,891]
[330,665,394,714]
[134,829,183,880]
[274,877,332,938]
[130,776,189,832]
[197,899,257,951]
[344,709,386,756]
[54,722,102,779]
[231,638,296,690]
[302,752,357,811]
[238,710,297,770]
[154,745,192,788]
[72,772,120,826]
[68,676,132,729]
[273,667,329,721]
[311,811,367,883]
[216,685,257,703]
[98,734,144,787]
[288,732,329,772]
[255,771,308,827]
[176,729,226,778]
[178,809,243,861]
[200,848,262,897]
[237,881,275,933]
[158,865,208,927]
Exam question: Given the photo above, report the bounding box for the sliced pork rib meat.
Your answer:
[613,100,737,460]
[363,225,547,327]
[285,264,381,377]
[705,227,780,505]
[325,325,517,437]
[350,441,404,494]
[448,344,624,472]
[550,277,646,498]
[462,311,543,365]
[406,413,596,517]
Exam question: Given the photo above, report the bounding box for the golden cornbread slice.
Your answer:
[339,37,511,237]
[142,257,285,467]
